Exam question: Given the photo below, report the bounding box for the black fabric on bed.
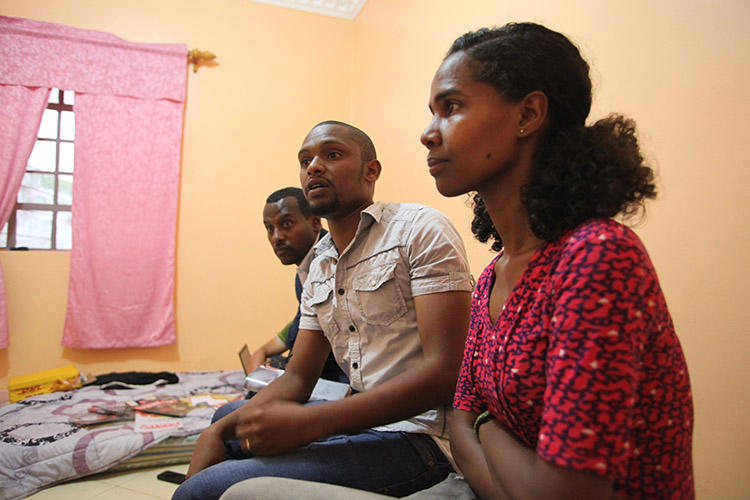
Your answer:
[85,371,179,389]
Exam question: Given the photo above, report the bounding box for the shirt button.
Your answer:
[349,325,356,332]
[352,362,359,369]
[338,288,344,295]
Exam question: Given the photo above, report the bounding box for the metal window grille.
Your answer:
[2,89,74,250]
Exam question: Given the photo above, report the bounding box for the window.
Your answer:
[1,89,74,250]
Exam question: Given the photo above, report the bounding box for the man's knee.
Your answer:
[210,399,246,424]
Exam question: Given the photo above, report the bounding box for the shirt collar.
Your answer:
[313,201,384,258]
[299,228,327,275]
[361,200,385,225]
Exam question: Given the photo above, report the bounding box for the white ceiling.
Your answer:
[249,0,368,20]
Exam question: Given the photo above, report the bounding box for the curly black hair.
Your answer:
[450,23,656,251]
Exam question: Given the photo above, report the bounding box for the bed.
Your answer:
[0,370,245,500]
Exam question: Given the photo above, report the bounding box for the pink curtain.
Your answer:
[0,85,51,349]
[62,94,182,348]
[0,16,187,348]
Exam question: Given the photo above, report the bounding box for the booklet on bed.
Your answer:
[243,365,351,401]
[134,411,184,432]
[88,401,134,416]
[129,396,195,417]
[69,411,133,426]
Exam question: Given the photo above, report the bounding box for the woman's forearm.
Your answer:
[449,409,508,500]
[478,419,615,500]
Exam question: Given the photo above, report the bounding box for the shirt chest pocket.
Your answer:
[308,280,338,330]
[352,261,407,326]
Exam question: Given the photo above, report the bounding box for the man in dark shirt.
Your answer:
[251,187,343,382]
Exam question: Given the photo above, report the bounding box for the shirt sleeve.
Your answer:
[537,224,651,479]
[405,207,474,296]
[298,279,322,331]
[276,320,292,344]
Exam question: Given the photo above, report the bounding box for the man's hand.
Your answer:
[185,426,229,478]
[236,400,320,456]
[248,350,269,372]
[249,336,288,372]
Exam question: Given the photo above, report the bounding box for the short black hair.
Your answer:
[266,187,311,216]
[313,120,377,162]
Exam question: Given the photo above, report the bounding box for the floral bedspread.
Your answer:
[0,370,244,499]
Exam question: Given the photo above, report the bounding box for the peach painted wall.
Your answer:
[0,0,748,498]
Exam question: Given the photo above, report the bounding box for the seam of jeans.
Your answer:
[372,451,451,497]
[401,432,448,467]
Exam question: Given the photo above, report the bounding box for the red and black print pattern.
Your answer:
[453,219,693,499]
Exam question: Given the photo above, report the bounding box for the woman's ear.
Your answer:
[518,91,549,137]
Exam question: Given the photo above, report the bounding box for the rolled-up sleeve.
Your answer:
[298,281,322,331]
[406,207,474,296]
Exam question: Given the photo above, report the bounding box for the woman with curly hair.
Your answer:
[421,23,694,499]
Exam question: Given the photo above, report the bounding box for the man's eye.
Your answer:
[446,102,457,114]
[328,151,341,160]
[300,158,310,167]
[281,221,294,229]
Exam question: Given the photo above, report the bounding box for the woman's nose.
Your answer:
[420,119,440,149]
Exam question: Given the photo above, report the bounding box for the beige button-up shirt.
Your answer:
[299,202,474,438]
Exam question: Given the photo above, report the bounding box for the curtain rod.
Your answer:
[187,49,216,73]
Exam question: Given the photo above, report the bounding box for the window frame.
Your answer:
[3,89,74,251]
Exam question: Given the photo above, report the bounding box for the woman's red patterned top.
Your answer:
[453,219,694,499]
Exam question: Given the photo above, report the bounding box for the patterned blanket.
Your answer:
[0,370,245,499]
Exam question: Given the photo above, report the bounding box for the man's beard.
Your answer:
[308,166,364,217]
[309,195,339,217]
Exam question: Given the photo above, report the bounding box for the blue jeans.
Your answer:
[210,399,254,458]
[172,401,452,500]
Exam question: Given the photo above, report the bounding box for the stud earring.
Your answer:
[519,128,525,136]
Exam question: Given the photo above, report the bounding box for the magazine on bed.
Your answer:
[69,411,134,427]
[130,397,195,417]
[69,394,241,428]
[89,401,135,416]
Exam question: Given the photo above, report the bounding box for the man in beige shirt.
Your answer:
[175,121,473,500]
